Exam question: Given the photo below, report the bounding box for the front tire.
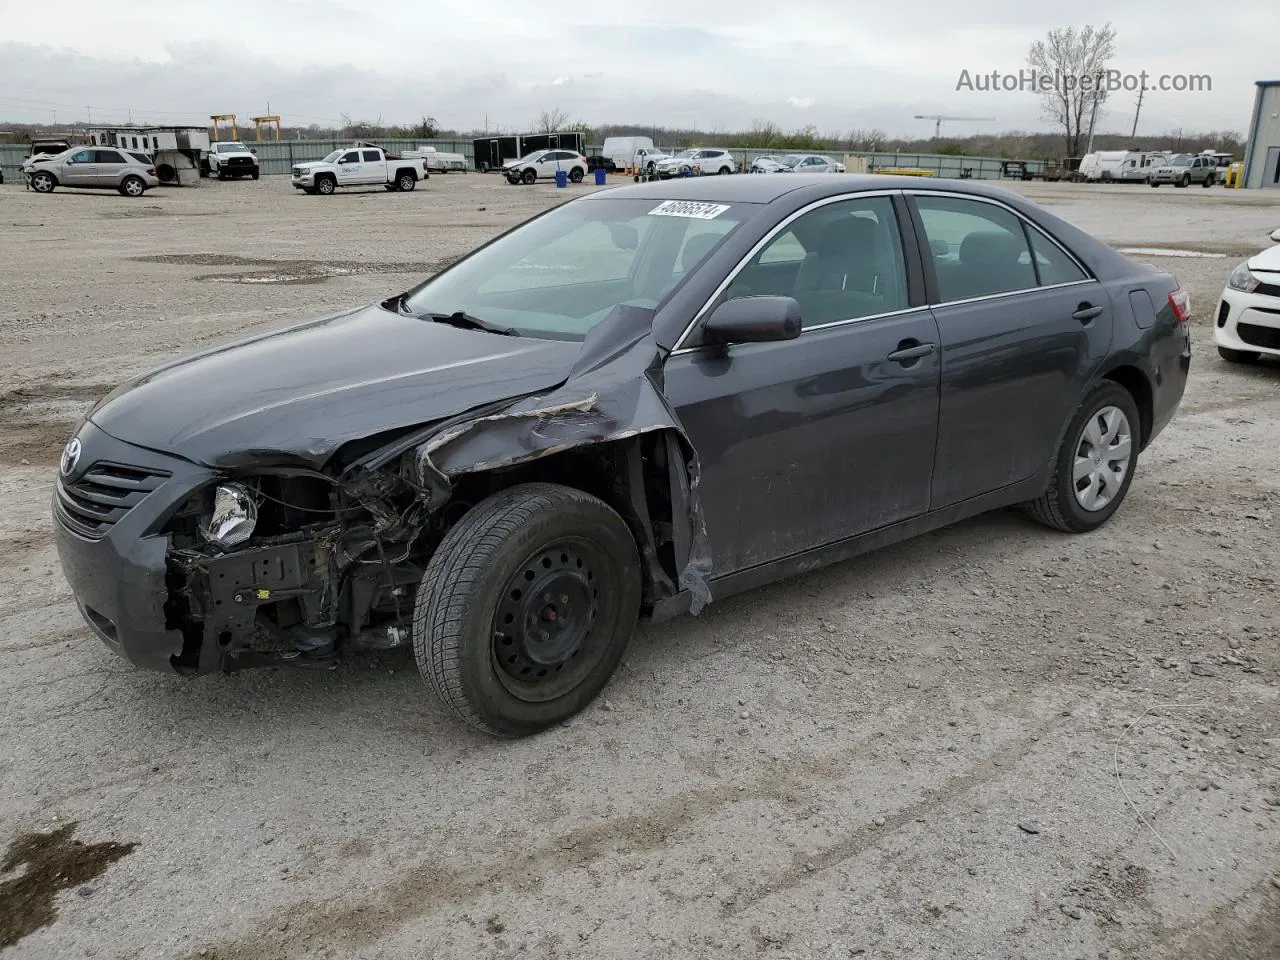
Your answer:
[413,482,642,738]
[1178,174,1190,188]
[1024,381,1140,533]
[521,168,537,185]
[1218,346,1260,364]
[30,172,56,193]
[316,175,336,195]
[120,176,146,197]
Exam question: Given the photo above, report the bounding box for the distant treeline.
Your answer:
[0,120,1247,162]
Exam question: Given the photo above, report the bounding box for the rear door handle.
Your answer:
[1072,303,1104,323]
[887,342,937,363]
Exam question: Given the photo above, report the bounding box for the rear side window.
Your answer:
[915,196,1037,301]
[128,152,151,164]
[1025,222,1088,285]
[95,150,125,164]
[362,150,381,162]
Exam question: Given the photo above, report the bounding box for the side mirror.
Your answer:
[609,223,638,250]
[702,296,801,346]
[1271,228,1280,243]
[251,148,257,155]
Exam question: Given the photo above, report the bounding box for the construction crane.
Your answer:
[251,115,282,142]
[210,113,239,141]
[914,115,996,138]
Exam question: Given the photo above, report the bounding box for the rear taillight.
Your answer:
[147,167,156,175]
[1168,287,1191,325]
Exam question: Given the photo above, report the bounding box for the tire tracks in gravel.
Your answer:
[185,691,1072,960]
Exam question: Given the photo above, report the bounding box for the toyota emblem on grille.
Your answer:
[60,437,81,477]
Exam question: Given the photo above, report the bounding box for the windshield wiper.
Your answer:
[390,294,519,336]
[422,310,520,336]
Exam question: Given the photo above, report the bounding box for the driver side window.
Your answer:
[721,196,909,329]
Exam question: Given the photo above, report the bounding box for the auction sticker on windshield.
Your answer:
[648,200,731,220]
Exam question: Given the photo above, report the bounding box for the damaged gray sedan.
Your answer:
[54,175,1190,736]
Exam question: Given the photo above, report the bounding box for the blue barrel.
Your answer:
[594,166,607,185]
[555,169,568,188]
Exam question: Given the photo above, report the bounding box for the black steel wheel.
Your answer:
[413,482,641,737]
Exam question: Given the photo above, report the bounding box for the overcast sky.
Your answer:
[2,3,1275,137]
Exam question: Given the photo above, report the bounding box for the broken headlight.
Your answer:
[199,483,258,548]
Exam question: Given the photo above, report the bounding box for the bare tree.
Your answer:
[1026,23,1117,158]
[748,119,780,147]
[536,108,571,133]
[847,128,887,151]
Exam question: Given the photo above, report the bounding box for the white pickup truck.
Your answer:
[291,146,427,195]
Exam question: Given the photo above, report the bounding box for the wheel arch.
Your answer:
[393,166,418,182]
[1100,363,1154,450]
[437,433,687,616]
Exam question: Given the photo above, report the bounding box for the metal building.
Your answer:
[1243,80,1280,188]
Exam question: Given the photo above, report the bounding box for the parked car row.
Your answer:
[750,153,847,174]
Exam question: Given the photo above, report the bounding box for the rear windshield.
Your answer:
[403,197,756,341]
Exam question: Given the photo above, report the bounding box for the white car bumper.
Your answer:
[1213,282,1280,356]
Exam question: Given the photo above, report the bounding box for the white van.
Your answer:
[601,136,655,171]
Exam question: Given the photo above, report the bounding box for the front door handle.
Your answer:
[887,341,937,364]
[1072,303,1104,323]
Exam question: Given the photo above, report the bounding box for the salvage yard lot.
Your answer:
[1,175,1278,959]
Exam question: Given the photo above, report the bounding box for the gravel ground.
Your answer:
[1,175,1278,960]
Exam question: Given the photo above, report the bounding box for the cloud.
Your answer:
[1,2,1271,137]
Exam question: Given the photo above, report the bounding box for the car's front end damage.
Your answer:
[54,303,712,676]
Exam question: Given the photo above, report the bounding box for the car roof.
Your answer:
[581,173,1029,205]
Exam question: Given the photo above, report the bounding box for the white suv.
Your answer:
[656,148,737,177]
[502,150,588,185]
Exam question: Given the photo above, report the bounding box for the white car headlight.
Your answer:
[200,483,258,548]
[1228,261,1260,294]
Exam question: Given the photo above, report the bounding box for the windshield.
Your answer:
[402,197,753,340]
[218,143,249,153]
[671,150,698,159]
[515,152,544,164]
[779,155,805,167]
[1171,156,1193,166]
[320,150,344,163]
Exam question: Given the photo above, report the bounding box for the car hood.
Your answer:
[1248,244,1280,273]
[292,161,322,170]
[86,304,581,470]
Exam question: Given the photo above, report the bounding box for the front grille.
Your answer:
[227,157,253,167]
[1237,322,1280,351]
[56,462,170,540]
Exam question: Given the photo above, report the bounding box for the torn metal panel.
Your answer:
[412,303,713,613]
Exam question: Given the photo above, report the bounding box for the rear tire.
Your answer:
[1202,174,1214,188]
[120,176,146,197]
[397,171,417,191]
[1024,381,1141,534]
[569,167,584,183]
[316,175,336,195]
[1150,181,1159,188]
[412,482,641,738]
[1218,346,1260,364]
